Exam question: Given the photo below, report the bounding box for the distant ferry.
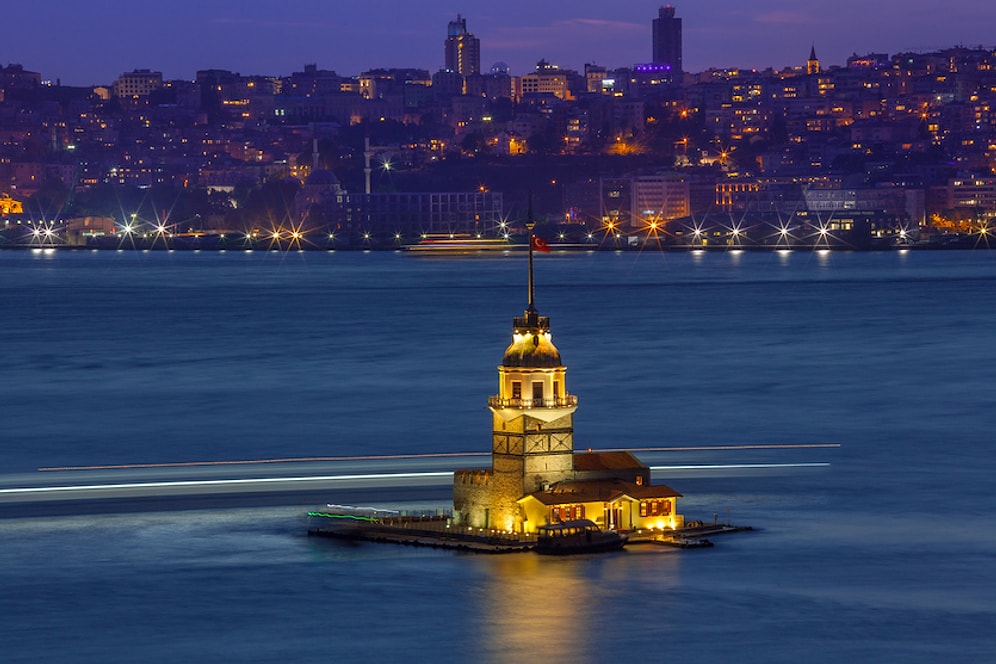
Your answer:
[404,234,524,254]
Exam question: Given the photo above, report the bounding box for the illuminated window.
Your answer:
[532,382,543,402]
[640,500,671,517]
[551,504,585,522]
[553,380,560,399]
[512,382,521,399]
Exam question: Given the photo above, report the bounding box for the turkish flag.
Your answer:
[531,235,551,253]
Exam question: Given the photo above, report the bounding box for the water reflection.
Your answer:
[475,550,681,664]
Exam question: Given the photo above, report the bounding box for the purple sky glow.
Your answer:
[4,1,996,85]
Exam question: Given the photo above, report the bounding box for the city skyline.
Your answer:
[5,1,996,85]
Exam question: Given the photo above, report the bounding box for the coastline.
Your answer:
[0,240,989,252]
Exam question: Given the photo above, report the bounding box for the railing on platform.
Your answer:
[488,395,578,409]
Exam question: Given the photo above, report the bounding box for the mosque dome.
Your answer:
[305,169,340,186]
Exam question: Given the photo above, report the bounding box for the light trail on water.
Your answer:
[2,464,831,502]
[37,443,840,472]
[0,471,455,500]
[650,462,830,471]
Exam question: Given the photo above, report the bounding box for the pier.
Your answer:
[627,523,754,548]
[306,511,752,553]
[307,513,535,553]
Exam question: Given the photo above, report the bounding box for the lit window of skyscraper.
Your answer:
[652,5,682,74]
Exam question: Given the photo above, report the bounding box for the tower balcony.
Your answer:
[488,395,578,410]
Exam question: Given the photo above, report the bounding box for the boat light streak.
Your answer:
[39,452,489,472]
[39,444,838,472]
[611,443,840,453]
[649,463,830,471]
[0,472,455,496]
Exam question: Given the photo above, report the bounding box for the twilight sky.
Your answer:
[5,1,996,86]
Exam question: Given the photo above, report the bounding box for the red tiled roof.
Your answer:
[626,483,683,499]
[519,478,681,505]
[573,450,647,472]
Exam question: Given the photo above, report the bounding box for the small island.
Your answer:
[308,226,751,553]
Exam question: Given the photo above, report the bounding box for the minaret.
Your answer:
[807,45,820,75]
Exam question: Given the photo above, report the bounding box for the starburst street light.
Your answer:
[773,222,795,247]
[974,222,993,248]
[727,222,745,246]
[810,222,835,248]
[689,223,705,246]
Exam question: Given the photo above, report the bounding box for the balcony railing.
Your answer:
[488,395,578,409]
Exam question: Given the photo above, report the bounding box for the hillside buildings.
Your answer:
[2,7,996,246]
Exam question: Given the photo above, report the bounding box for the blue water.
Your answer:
[2,248,995,662]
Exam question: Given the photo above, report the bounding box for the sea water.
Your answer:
[1,248,995,663]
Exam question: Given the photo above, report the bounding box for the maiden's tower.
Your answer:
[453,228,684,535]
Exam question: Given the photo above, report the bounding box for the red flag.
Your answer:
[531,234,551,253]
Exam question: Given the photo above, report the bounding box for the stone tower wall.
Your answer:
[453,468,525,532]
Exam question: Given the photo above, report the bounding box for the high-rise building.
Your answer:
[444,14,481,77]
[651,5,682,74]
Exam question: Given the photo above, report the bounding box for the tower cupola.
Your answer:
[502,309,561,368]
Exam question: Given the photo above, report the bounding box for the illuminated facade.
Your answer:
[112,69,163,98]
[946,177,996,218]
[563,174,688,230]
[516,61,572,101]
[0,192,24,216]
[807,45,821,76]
[453,239,683,533]
[632,174,691,228]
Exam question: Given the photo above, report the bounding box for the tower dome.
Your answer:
[501,310,562,368]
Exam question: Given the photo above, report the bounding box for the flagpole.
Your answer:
[526,198,535,312]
